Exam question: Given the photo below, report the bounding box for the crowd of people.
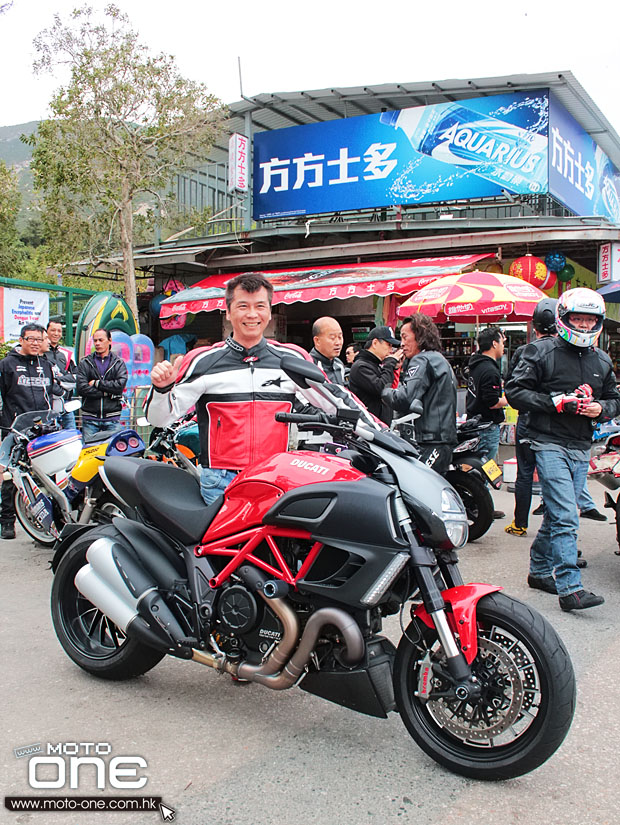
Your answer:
[1,277,616,612]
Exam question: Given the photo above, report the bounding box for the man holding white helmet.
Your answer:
[505,287,620,611]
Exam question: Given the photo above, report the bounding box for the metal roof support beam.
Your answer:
[209,225,620,270]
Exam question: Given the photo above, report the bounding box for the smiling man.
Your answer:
[146,273,316,504]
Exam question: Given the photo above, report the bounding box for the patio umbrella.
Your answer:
[597,282,620,303]
[397,270,546,323]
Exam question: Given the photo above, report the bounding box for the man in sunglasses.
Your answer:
[0,323,58,539]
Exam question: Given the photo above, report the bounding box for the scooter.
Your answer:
[50,357,575,780]
[2,402,144,546]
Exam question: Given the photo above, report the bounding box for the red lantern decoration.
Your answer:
[509,255,548,289]
[540,270,557,292]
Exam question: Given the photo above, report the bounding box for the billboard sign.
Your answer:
[253,91,550,219]
[0,287,49,343]
[548,95,620,224]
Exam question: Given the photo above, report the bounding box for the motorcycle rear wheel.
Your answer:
[51,532,165,680]
[14,489,56,547]
[394,592,575,780]
[445,470,493,542]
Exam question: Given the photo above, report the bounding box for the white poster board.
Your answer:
[0,287,50,343]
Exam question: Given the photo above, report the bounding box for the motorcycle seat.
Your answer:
[102,457,220,544]
[82,427,126,445]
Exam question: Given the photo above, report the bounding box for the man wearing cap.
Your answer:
[348,326,402,424]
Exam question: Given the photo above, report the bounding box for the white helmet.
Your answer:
[556,287,605,348]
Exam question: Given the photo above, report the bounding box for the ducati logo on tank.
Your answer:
[289,457,329,476]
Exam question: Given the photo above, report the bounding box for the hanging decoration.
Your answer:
[556,263,575,283]
[508,255,548,289]
[484,262,504,274]
[545,251,566,273]
[149,293,167,318]
[540,270,557,292]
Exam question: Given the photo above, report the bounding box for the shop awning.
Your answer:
[159,253,493,320]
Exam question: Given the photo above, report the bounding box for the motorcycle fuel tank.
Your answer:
[203,450,365,541]
[27,429,82,476]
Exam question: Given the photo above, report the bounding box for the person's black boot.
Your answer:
[1,523,16,540]
[559,590,604,611]
[527,575,557,594]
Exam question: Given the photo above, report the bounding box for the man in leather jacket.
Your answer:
[505,288,620,611]
[382,315,457,474]
[76,328,128,439]
[147,274,327,505]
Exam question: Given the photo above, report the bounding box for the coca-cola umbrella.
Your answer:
[396,270,546,322]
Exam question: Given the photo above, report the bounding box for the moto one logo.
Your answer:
[290,458,329,476]
[27,743,147,790]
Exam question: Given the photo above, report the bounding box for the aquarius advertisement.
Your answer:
[253,90,620,224]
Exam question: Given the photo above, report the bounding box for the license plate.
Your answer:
[482,458,502,482]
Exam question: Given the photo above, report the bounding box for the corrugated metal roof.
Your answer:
[208,71,620,170]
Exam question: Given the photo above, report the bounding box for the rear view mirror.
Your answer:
[137,417,149,427]
[64,399,82,413]
[280,356,326,390]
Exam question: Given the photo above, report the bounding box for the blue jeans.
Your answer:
[60,410,76,430]
[200,466,236,505]
[81,417,122,441]
[475,423,501,463]
[577,481,596,513]
[530,449,588,597]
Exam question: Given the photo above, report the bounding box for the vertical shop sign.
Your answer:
[228,133,249,192]
[599,242,620,283]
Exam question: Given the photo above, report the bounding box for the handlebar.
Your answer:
[275,412,333,425]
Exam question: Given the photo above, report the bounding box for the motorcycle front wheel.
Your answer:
[394,592,575,780]
[51,531,165,680]
[14,489,56,546]
[445,470,493,542]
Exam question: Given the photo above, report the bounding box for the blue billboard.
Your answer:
[548,94,620,224]
[253,91,551,220]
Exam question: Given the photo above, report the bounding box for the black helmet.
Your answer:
[532,298,557,335]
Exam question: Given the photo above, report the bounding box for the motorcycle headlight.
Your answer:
[441,487,468,548]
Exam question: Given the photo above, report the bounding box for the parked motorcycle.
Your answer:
[393,411,497,542]
[140,414,200,480]
[50,358,575,780]
[3,406,145,546]
[588,428,620,554]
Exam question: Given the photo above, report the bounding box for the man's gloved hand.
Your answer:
[574,383,593,399]
[552,393,592,414]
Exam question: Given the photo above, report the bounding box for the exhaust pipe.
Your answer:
[75,537,192,655]
[192,599,365,690]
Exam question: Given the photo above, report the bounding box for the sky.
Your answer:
[2,0,620,135]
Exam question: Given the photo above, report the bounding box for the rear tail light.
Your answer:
[128,437,140,448]
[115,441,127,452]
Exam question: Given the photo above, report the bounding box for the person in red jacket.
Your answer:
[146,274,318,504]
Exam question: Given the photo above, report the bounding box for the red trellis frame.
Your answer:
[197,525,323,589]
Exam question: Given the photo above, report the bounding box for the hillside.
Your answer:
[0,121,38,228]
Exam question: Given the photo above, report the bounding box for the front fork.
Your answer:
[394,492,493,699]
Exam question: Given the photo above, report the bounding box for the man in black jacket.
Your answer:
[43,320,76,429]
[465,326,508,463]
[348,326,402,424]
[505,288,620,611]
[0,323,56,539]
[76,328,128,440]
[309,317,345,385]
[382,315,457,474]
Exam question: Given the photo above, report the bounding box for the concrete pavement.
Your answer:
[2,481,620,825]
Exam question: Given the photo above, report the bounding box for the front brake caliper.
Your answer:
[415,651,434,700]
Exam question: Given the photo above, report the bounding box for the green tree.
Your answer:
[0,160,24,276]
[29,4,226,317]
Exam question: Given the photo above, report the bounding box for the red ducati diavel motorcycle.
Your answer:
[50,358,575,780]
